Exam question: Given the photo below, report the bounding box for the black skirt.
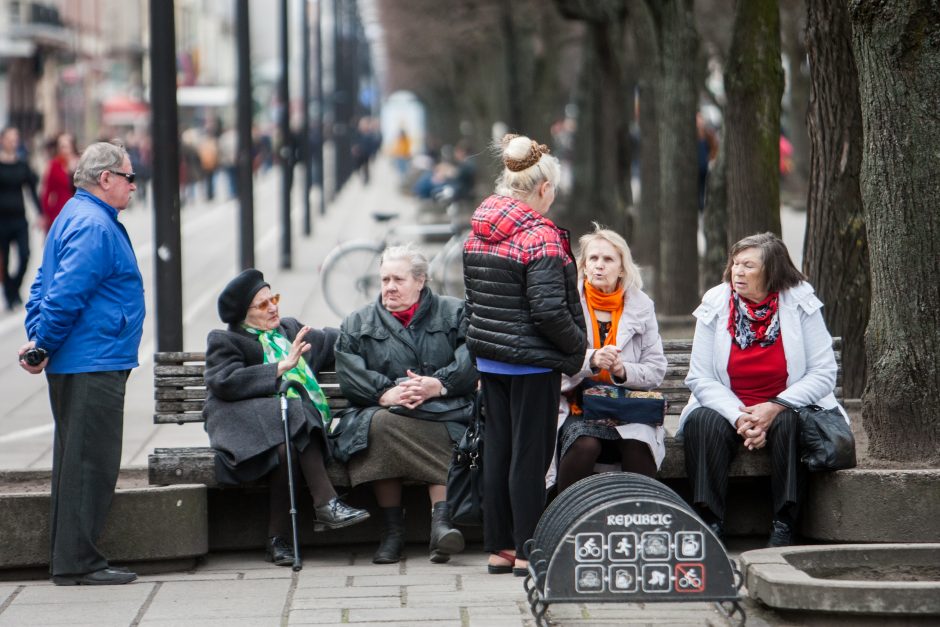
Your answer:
[214,403,328,485]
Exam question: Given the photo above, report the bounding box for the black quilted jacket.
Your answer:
[462,194,586,375]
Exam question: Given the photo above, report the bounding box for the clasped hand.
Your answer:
[590,346,625,378]
[379,370,443,409]
[735,401,785,450]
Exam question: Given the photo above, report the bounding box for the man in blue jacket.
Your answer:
[18,141,144,586]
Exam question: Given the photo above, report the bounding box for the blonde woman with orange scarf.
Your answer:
[551,225,667,493]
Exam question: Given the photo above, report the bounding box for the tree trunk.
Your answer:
[554,0,632,237]
[781,0,811,198]
[631,0,662,283]
[804,0,868,399]
[849,0,940,463]
[648,0,700,315]
[724,0,784,241]
[701,128,728,291]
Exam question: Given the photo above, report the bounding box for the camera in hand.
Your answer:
[24,347,48,366]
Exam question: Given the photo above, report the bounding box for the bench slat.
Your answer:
[154,412,206,424]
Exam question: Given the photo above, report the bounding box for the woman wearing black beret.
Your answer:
[204,269,368,565]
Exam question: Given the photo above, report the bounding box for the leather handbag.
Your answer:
[446,393,484,526]
[771,397,857,472]
[579,382,667,427]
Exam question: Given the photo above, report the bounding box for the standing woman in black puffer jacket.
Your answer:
[463,134,587,576]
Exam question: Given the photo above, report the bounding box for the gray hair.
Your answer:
[73,140,128,190]
[380,243,429,281]
[493,134,561,201]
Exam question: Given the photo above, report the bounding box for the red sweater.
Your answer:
[727,337,787,406]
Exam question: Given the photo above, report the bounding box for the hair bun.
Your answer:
[501,134,550,172]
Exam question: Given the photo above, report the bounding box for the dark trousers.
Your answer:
[0,217,30,308]
[481,371,561,554]
[682,406,805,522]
[46,370,129,576]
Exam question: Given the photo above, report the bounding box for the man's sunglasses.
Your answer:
[108,170,136,184]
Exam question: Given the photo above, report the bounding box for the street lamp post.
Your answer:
[236,0,255,269]
[279,0,293,269]
[301,0,312,236]
[149,0,183,351]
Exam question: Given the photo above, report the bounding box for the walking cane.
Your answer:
[278,379,307,571]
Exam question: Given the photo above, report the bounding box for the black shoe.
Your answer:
[265,536,294,566]
[428,501,464,563]
[373,506,405,564]
[52,568,137,586]
[314,497,370,531]
[767,519,796,547]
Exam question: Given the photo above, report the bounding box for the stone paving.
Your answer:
[0,545,747,626]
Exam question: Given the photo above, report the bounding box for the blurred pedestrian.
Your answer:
[0,126,43,310]
[40,133,79,231]
[19,140,144,586]
[390,128,412,183]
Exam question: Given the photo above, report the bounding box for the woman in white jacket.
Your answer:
[553,226,667,493]
[679,232,846,548]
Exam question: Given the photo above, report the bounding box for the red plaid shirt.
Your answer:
[463,194,574,265]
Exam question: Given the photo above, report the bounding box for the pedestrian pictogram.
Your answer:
[608,532,638,561]
[675,563,706,593]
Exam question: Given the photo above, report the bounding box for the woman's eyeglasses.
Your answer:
[108,170,136,183]
[249,294,280,309]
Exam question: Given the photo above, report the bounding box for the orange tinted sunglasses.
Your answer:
[249,293,280,309]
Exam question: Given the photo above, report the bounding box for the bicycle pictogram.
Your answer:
[675,563,706,593]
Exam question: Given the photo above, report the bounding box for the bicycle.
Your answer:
[319,193,469,318]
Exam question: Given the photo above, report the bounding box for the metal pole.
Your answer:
[301,0,312,236]
[149,0,183,352]
[279,0,292,269]
[315,0,326,215]
[236,0,255,269]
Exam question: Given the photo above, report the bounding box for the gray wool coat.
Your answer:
[203,317,339,477]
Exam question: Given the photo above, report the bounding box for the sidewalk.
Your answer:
[0,544,746,626]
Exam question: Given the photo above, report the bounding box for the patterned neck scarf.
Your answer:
[244,326,331,425]
[728,290,780,349]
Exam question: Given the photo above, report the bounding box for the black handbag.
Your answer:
[446,393,484,525]
[579,382,667,427]
[771,397,857,472]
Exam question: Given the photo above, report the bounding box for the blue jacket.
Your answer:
[25,189,145,374]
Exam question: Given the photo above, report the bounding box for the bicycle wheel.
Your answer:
[440,236,466,299]
[320,241,384,318]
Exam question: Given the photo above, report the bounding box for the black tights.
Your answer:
[557,436,657,493]
[268,442,336,537]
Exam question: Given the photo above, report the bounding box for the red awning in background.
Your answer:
[101,96,149,127]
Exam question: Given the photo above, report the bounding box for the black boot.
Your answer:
[429,501,464,563]
[373,506,405,564]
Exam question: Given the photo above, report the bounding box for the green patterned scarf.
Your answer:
[244,326,331,425]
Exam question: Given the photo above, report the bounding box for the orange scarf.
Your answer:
[583,280,625,384]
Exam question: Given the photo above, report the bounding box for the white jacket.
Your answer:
[547,285,668,487]
[677,281,847,434]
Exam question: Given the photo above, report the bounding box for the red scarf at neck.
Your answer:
[390,300,420,327]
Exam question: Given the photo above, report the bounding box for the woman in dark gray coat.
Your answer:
[204,269,369,566]
[331,244,478,565]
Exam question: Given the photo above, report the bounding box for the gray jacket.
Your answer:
[330,288,478,462]
[204,317,339,467]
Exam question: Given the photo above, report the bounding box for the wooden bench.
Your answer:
[148,339,842,487]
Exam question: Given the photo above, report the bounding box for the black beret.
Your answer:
[217,269,270,323]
